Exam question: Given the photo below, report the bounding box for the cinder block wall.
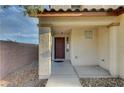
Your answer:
[0,41,38,79]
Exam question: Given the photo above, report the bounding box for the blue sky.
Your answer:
[0,6,39,44]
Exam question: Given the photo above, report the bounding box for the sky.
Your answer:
[0,5,39,44]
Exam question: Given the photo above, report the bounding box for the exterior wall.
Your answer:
[96,27,109,70]
[70,28,97,66]
[109,26,119,77]
[0,41,38,79]
[39,27,51,79]
[118,14,124,78]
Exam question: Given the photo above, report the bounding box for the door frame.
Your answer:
[54,37,65,60]
[52,36,66,61]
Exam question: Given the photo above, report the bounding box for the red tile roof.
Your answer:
[30,6,124,17]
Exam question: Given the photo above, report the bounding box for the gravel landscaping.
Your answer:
[80,78,124,87]
[0,62,48,87]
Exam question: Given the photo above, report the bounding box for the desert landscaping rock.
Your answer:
[80,78,124,87]
[0,62,48,87]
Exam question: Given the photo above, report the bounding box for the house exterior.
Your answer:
[33,5,124,79]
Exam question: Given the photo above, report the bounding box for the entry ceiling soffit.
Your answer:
[29,6,124,17]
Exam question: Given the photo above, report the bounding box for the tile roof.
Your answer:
[30,6,124,17]
[43,6,124,13]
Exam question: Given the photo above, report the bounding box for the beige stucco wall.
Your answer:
[70,26,120,77]
[96,26,119,77]
[70,28,97,66]
[118,13,124,78]
[39,27,51,79]
[109,26,119,77]
[96,27,109,70]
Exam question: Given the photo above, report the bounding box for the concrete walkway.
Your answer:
[46,61,81,87]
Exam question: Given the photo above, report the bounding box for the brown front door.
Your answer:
[55,37,65,59]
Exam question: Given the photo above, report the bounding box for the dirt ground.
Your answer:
[0,62,47,87]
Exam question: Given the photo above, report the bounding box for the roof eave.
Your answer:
[34,12,117,17]
[29,6,124,17]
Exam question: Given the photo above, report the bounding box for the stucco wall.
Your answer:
[118,14,124,78]
[0,41,38,79]
[70,28,97,66]
[39,27,51,79]
[109,26,119,77]
[96,27,109,70]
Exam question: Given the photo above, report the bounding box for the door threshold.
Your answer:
[54,60,64,63]
[52,59,65,62]
[53,59,65,61]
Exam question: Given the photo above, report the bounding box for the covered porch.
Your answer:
[38,15,120,80]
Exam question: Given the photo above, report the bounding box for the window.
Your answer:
[84,31,93,39]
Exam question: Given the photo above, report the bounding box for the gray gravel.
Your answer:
[80,78,124,87]
[0,62,47,87]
